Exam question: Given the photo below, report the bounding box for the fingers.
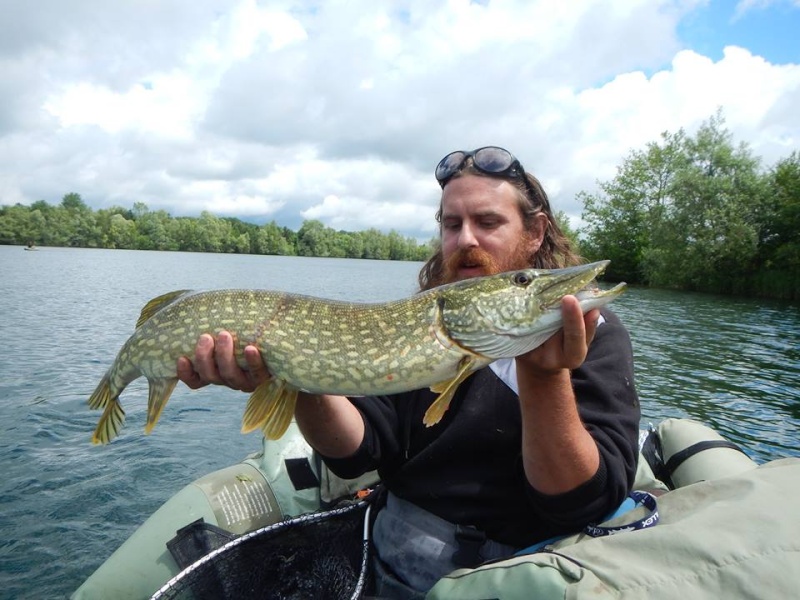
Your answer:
[558,297,601,369]
[244,345,271,386]
[176,334,219,389]
[583,308,600,346]
[177,355,208,390]
[193,333,223,384]
[215,331,260,392]
[176,332,268,393]
[518,296,598,374]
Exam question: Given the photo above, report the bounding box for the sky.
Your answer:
[1,0,798,240]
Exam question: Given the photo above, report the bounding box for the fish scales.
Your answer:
[88,261,625,444]
[256,292,449,392]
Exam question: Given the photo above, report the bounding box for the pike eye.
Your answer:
[512,272,532,287]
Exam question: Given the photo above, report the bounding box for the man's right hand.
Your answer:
[176,331,270,393]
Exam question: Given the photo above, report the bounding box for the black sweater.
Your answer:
[323,308,641,547]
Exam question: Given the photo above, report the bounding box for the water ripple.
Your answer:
[615,287,800,461]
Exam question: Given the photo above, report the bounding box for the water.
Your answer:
[1,246,798,599]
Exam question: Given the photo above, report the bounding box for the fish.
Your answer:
[88,260,625,444]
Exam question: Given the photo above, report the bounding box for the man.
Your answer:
[178,147,641,598]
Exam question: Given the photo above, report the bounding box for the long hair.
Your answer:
[418,164,581,291]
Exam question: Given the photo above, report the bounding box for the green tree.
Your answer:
[554,211,581,256]
[172,217,205,252]
[659,114,763,292]
[0,204,36,244]
[297,220,335,257]
[108,213,137,248]
[756,152,800,298]
[580,129,684,283]
[361,228,391,260]
[196,211,235,253]
[59,192,100,247]
[254,221,295,255]
[135,209,175,250]
[581,112,765,293]
[341,231,365,258]
[61,192,88,212]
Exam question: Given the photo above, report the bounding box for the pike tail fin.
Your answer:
[90,372,126,444]
[92,397,126,445]
[88,372,113,410]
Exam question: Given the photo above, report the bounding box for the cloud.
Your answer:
[733,0,800,21]
[0,0,798,238]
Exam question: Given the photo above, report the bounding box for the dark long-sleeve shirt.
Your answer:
[322,308,641,547]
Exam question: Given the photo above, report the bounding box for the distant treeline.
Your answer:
[580,112,799,300]
[3,111,798,299]
[0,198,433,262]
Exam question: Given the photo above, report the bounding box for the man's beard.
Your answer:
[441,236,534,284]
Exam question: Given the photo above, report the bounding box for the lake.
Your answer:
[1,245,798,599]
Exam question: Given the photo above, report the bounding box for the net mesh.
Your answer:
[152,501,370,600]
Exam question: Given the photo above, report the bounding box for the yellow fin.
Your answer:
[88,372,112,410]
[241,378,298,439]
[92,399,126,445]
[241,378,279,433]
[242,378,297,440]
[144,378,179,434]
[261,387,298,440]
[135,290,192,328]
[423,358,478,427]
[429,380,449,394]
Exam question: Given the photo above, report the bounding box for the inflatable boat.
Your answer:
[72,418,800,599]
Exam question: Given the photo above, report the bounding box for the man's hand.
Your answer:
[517,295,599,375]
[516,295,602,494]
[176,331,270,393]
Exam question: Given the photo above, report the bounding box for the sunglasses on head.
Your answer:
[434,146,541,206]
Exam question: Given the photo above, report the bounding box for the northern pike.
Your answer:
[88,260,625,444]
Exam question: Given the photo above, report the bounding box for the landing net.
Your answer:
[151,501,370,600]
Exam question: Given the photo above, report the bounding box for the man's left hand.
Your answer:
[517,295,599,375]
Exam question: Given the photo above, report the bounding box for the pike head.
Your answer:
[436,260,625,359]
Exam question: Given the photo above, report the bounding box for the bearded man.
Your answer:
[178,147,641,599]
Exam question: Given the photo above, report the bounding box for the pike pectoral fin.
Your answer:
[423,357,479,427]
[144,378,179,434]
[241,378,298,440]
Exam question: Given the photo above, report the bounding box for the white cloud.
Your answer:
[43,77,198,138]
[0,0,798,236]
[733,0,800,21]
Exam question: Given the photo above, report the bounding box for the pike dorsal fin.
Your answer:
[136,290,192,328]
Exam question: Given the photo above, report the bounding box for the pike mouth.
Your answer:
[535,262,611,307]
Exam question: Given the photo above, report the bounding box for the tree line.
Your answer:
[0,198,433,262]
[3,111,797,299]
[580,112,799,300]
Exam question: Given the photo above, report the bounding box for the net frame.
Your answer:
[151,500,371,600]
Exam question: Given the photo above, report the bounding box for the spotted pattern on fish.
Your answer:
[88,261,624,444]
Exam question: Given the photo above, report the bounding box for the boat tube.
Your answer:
[72,419,788,600]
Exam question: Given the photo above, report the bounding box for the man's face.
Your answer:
[440,174,542,283]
